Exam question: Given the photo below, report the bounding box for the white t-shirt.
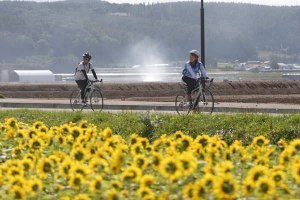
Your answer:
[74,62,94,80]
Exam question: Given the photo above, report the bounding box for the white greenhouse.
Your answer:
[11,70,55,82]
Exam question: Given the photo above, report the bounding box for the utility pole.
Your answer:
[200,0,205,67]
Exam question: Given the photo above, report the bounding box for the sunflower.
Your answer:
[242,178,255,197]
[251,135,269,148]
[38,124,48,133]
[70,127,83,140]
[151,152,163,170]
[68,173,85,189]
[11,185,26,200]
[111,180,123,190]
[59,158,72,177]
[29,137,45,151]
[102,127,112,140]
[254,156,269,167]
[291,162,300,184]
[37,157,53,179]
[55,134,67,146]
[175,135,193,152]
[121,166,142,182]
[5,129,15,139]
[290,139,300,153]
[194,135,211,148]
[246,165,268,182]
[215,161,234,175]
[5,118,18,129]
[202,173,216,190]
[22,158,34,172]
[24,153,37,163]
[193,180,206,200]
[255,177,276,197]
[8,175,26,188]
[71,147,87,162]
[213,174,238,200]
[137,186,155,199]
[8,166,24,178]
[88,158,109,174]
[74,194,91,200]
[89,175,103,193]
[183,183,194,199]
[270,170,285,185]
[140,175,155,188]
[159,156,182,182]
[133,154,149,170]
[178,152,197,176]
[32,121,45,130]
[16,130,29,139]
[69,163,91,177]
[279,147,294,166]
[110,148,124,173]
[131,143,144,155]
[60,124,71,134]
[129,133,140,145]
[27,177,43,194]
[277,139,287,150]
[106,189,121,200]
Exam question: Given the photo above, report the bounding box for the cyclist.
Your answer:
[182,50,207,103]
[74,52,99,106]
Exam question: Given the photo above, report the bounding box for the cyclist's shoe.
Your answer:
[81,101,87,107]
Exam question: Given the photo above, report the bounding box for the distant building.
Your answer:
[0,70,55,82]
[282,73,300,80]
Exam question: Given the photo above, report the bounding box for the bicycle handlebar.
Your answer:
[88,79,103,83]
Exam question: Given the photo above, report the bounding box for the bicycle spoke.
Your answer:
[175,95,191,115]
[70,89,83,111]
[90,89,103,111]
[198,89,214,113]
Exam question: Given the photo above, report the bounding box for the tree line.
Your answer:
[0,1,299,72]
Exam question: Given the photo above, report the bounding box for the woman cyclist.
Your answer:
[182,50,207,103]
[74,52,99,106]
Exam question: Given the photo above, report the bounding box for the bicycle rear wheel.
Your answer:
[175,94,191,115]
[90,89,103,111]
[194,89,214,113]
[70,89,83,111]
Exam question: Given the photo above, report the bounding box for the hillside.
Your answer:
[0,1,299,72]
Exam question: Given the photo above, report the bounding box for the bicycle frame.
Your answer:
[189,78,213,110]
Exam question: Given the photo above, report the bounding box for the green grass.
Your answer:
[0,109,299,145]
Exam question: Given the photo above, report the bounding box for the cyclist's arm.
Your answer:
[91,69,98,80]
[199,63,207,78]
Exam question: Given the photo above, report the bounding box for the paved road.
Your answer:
[0,98,299,114]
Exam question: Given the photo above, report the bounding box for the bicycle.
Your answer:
[175,77,214,115]
[70,79,104,111]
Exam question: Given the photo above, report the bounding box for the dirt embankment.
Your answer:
[0,80,300,104]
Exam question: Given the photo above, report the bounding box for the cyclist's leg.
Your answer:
[182,76,196,102]
[76,80,88,102]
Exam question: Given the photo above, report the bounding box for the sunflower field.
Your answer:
[0,116,299,200]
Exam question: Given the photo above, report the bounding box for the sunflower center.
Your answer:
[222,181,234,194]
[43,162,52,173]
[166,162,177,174]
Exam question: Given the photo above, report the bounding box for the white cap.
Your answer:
[189,50,200,57]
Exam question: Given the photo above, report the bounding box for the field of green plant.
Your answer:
[0,110,299,199]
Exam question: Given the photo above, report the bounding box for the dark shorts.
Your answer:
[182,76,197,95]
[75,79,88,100]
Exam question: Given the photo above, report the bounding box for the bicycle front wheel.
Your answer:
[196,89,214,113]
[175,94,191,115]
[70,89,83,111]
[90,89,103,111]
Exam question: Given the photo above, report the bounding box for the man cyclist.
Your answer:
[74,52,99,106]
[182,50,207,103]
